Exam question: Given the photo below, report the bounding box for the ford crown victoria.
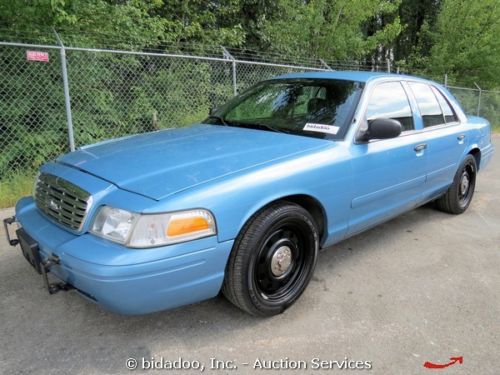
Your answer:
[4,71,494,316]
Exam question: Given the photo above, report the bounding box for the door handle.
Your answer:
[457,134,466,141]
[414,143,427,152]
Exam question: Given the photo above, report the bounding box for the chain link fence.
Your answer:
[1,45,67,176]
[0,42,336,184]
[0,40,499,205]
[447,85,500,126]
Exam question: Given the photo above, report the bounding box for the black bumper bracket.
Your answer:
[41,258,74,295]
[3,216,19,246]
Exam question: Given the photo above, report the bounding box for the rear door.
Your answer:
[407,82,467,200]
[347,81,428,235]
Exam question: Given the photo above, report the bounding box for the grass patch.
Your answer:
[0,172,35,208]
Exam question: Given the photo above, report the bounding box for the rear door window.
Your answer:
[366,81,415,131]
[409,82,445,127]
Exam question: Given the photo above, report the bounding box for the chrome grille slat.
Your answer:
[35,199,83,225]
[35,190,87,213]
[44,209,80,229]
[36,183,87,207]
[34,173,92,231]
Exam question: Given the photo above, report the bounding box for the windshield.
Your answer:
[206,78,364,139]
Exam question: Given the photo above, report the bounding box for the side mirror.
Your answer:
[360,118,402,141]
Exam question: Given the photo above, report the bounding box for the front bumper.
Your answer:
[10,197,233,315]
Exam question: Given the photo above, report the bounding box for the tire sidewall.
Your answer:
[455,155,477,211]
[231,203,319,316]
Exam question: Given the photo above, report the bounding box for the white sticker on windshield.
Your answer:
[303,123,339,135]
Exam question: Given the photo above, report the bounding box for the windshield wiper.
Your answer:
[234,121,288,134]
[206,114,229,126]
[207,117,291,135]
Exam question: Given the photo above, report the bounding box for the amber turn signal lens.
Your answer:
[167,216,210,237]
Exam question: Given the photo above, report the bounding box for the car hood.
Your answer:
[57,124,329,200]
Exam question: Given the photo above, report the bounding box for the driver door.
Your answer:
[347,81,428,235]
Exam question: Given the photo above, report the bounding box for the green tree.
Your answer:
[394,0,441,62]
[0,0,246,48]
[258,0,403,61]
[425,0,500,88]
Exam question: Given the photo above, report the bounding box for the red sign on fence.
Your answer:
[26,51,49,63]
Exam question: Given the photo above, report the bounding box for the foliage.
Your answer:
[259,0,403,61]
[0,0,245,47]
[1,0,499,88]
[426,0,500,89]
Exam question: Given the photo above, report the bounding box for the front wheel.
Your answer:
[222,202,319,316]
[435,154,477,214]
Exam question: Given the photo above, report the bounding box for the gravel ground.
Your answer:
[0,136,498,375]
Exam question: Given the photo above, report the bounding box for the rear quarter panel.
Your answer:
[464,115,494,170]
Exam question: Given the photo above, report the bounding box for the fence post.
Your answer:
[54,30,75,151]
[444,73,448,88]
[474,82,482,116]
[386,59,391,73]
[232,60,237,96]
[319,59,333,70]
[222,46,237,96]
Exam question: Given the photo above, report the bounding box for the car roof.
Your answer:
[274,70,432,84]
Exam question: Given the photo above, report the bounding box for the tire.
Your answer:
[222,202,319,316]
[435,154,477,214]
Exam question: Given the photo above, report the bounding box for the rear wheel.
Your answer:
[435,154,477,214]
[223,202,319,316]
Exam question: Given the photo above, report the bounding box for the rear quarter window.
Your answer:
[431,86,458,123]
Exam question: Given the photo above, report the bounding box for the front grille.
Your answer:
[34,173,92,231]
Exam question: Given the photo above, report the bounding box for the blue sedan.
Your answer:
[4,71,494,316]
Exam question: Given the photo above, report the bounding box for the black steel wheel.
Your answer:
[435,154,477,214]
[223,202,319,316]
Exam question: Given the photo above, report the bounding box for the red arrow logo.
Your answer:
[424,356,463,369]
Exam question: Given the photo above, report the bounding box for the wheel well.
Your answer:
[469,148,481,169]
[278,195,327,244]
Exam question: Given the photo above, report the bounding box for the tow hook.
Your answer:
[3,216,19,246]
[41,255,74,295]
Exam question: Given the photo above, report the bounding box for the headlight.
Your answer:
[90,206,138,244]
[90,206,216,248]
